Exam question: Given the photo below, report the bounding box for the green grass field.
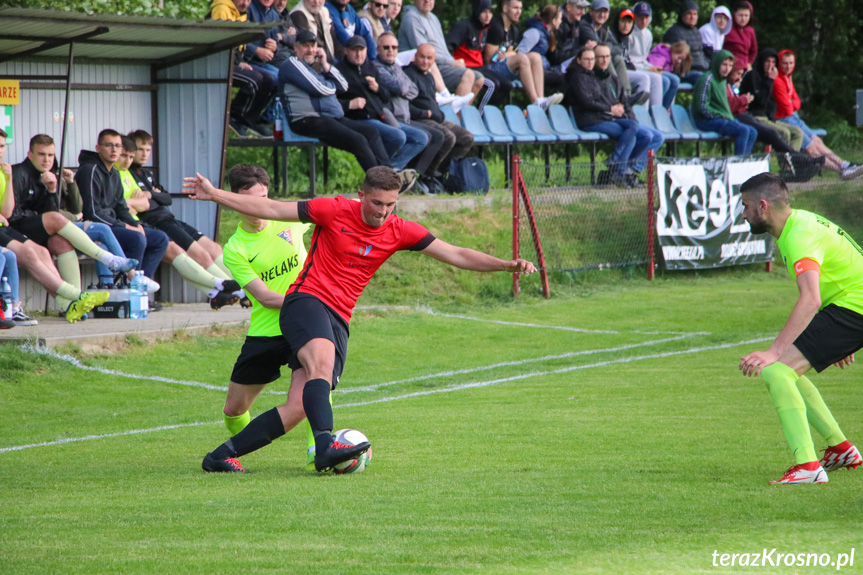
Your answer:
[3,274,862,574]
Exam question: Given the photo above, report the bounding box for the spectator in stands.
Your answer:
[484,0,563,111]
[518,5,569,96]
[246,0,291,81]
[726,64,798,157]
[211,0,276,138]
[327,0,378,61]
[128,130,234,280]
[551,0,592,70]
[698,5,731,62]
[565,45,653,187]
[399,0,486,99]
[0,246,19,328]
[578,0,637,103]
[739,48,803,151]
[114,137,242,308]
[0,133,35,326]
[359,0,391,44]
[773,50,863,180]
[273,0,297,50]
[291,0,336,63]
[385,0,401,25]
[690,49,757,155]
[614,9,660,108]
[444,0,502,110]
[663,1,709,81]
[10,134,139,295]
[404,44,475,179]
[336,35,426,181]
[723,1,757,71]
[76,129,170,283]
[281,29,410,183]
[647,41,692,89]
[374,32,446,193]
[629,2,679,111]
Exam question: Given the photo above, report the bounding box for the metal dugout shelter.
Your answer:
[0,7,273,303]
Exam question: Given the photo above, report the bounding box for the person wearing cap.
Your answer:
[290,0,336,63]
[327,0,378,61]
[550,0,592,69]
[279,30,396,176]
[579,0,640,102]
[399,0,486,99]
[663,1,709,81]
[629,1,679,110]
[335,34,426,186]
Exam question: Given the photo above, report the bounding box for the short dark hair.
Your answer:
[0,128,8,139]
[120,135,137,152]
[362,166,401,193]
[98,129,121,144]
[732,1,751,12]
[128,129,153,145]
[740,172,789,207]
[29,134,54,150]
[228,164,270,192]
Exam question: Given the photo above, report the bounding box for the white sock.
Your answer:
[841,161,850,169]
[214,278,225,291]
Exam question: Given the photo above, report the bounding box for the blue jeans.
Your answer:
[661,72,680,109]
[0,247,19,302]
[110,225,169,280]
[362,119,427,171]
[631,126,666,173]
[75,221,126,282]
[695,118,758,155]
[777,112,817,150]
[586,119,653,176]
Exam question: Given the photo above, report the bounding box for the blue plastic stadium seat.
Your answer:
[526,105,580,142]
[504,105,557,142]
[546,105,603,141]
[672,104,719,139]
[283,121,318,144]
[462,105,509,144]
[484,106,535,142]
[649,106,689,139]
[564,107,609,140]
[441,104,460,125]
[678,82,693,91]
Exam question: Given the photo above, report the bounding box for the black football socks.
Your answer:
[303,378,335,453]
[210,407,285,460]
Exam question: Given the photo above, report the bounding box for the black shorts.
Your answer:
[279,293,349,388]
[141,211,197,251]
[795,304,863,372]
[9,215,50,246]
[231,335,293,385]
[0,226,28,247]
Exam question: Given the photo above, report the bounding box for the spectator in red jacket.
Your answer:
[773,49,863,180]
[722,1,757,71]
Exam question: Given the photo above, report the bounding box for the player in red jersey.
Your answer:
[185,167,536,473]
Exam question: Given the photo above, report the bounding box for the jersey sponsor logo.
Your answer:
[260,254,300,282]
[277,229,295,246]
[359,244,372,257]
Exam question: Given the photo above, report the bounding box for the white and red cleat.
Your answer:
[819,441,862,472]
[770,461,828,484]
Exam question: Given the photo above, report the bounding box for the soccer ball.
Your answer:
[332,428,372,475]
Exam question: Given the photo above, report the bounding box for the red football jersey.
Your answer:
[290,195,435,323]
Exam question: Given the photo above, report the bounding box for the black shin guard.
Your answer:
[213,407,285,459]
[303,378,334,452]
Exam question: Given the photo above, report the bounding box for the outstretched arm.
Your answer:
[739,269,821,377]
[183,173,300,222]
[420,238,536,274]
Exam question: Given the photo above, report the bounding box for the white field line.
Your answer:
[343,334,697,393]
[357,305,707,336]
[3,337,771,454]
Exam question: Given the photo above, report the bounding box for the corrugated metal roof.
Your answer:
[0,7,275,68]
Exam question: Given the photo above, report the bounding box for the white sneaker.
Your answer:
[840,164,863,180]
[547,92,564,107]
[819,442,862,472]
[770,462,828,484]
[135,275,160,294]
[435,88,457,106]
[12,308,38,326]
[450,93,474,115]
[535,96,550,111]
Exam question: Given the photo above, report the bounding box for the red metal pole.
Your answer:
[646,149,656,280]
[512,154,520,297]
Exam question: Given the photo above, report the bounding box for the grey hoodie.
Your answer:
[397,4,454,65]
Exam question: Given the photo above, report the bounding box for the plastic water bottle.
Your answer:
[0,276,13,314]
[273,99,285,140]
[129,274,149,319]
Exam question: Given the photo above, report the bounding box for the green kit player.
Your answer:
[218,164,317,470]
[739,172,862,484]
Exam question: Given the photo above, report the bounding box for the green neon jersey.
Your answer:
[117,168,140,221]
[223,219,309,337]
[777,209,863,315]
